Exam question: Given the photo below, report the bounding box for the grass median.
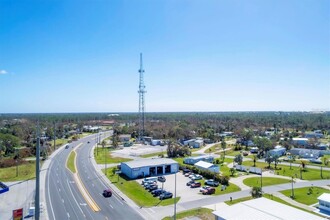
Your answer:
[243,177,291,187]
[104,170,180,207]
[67,151,76,173]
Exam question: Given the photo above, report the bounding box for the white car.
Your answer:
[191,174,203,180]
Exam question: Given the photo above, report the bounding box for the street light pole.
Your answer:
[291,176,295,199]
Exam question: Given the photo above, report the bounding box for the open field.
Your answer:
[94,147,132,164]
[243,177,291,187]
[0,161,36,181]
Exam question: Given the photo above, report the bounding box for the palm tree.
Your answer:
[251,186,262,198]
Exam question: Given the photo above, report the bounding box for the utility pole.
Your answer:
[35,122,40,220]
[138,53,146,142]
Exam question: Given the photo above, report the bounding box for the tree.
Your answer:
[253,137,272,153]
[323,157,329,166]
[234,154,243,165]
[265,152,274,168]
[221,140,227,162]
[273,155,280,170]
[0,133,20,156]
[101,140,106,148]
[230,167,236,177]
[251,186,262,198]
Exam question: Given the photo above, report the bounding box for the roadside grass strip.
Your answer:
[162,208,213,220]
[0,161,36,181]
[225,196,254,205]
[105,171,180,207]
[243,177,291,187]
[66,151,76,173]
[242,161,330,180]
[280,186,330,205]
[94,147,132,164]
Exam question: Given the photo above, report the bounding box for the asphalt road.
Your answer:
[46,132,144,220]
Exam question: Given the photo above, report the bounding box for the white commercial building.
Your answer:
[121,158,179,179]
[213,197,324,220]
[194,161,219,173]
[318,193,330,213]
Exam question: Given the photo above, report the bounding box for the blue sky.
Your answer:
[0,0,329,113]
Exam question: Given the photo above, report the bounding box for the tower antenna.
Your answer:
[138,53,146,141]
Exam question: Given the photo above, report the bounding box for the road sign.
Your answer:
[13,208,23,220]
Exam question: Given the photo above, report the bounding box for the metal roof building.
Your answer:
[121,158,179,179]
[213,198,324,220]
[195,161,219,173]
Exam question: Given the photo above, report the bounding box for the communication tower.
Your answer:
[138,53,146,141]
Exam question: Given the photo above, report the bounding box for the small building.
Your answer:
[183,139,195,146]
[318,193,330,213]
[290,148,321,159]
[121,158,179,179]
[269,146,286,157]
[213,197,324,220]
[188,139,204,148]
[291,138,309,147]
[119,134,131,143]
[194,161,219,173]
[304,133,324,139]
[184,155,214,165]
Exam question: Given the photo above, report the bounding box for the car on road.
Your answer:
[190,182,201,188]
[102,189,112,197]
[205,179,219,187]
[159,192,173,200]
[87,141,90,144]
[157,176,166,182]
[202,187,216,195]
[186,180,195,186]
[65,144,70,149]
[151,189,166,197]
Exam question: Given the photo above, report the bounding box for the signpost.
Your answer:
[13,208,23,220]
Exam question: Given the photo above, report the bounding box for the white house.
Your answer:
[318,193,330,213]
[184,155,214,165]
[194,161,219,173]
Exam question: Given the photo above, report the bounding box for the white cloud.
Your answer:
[0,70,8,75]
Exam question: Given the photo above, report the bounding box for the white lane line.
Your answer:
[114,195,124,205]
[92,184,94,187]
[47,162,56,220]
[66,179,86,218]
[109,204,113,209]
[59,188,61,192]
[67,212,70,218]
[149,208,156,213]
[62,198,64,203]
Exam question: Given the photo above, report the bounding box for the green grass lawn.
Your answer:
[280,186,330,205]
[140,152,166,158]
[0,161,37,181]
[67,151,76,173]
[94,147,132,164]
[242,161,330,180]
[104,171,180,207]
[243,177,291,187]
[209,182,240,196]
[162,208,213,220]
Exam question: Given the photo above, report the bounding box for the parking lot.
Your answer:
[112,144,167,158]
[136,171,213,203]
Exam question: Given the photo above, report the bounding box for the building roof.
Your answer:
[212,198,324,220]
[122,158,178,169]
[318,193,330,202]
[186,155,213,160]
[194,161,215,169]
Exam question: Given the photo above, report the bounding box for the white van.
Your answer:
[142,177,157,184]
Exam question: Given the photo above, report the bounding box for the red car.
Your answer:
[102,189,112,197]
[190,182,201,188]
[202,187,215,195]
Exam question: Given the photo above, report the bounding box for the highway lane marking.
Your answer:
[92,184,94,187]
[149,208,155,213]
[47,160,56,220]
[109,204,113,209]
[59,188,61,192]
[67,212,70,218]
[62,198,64,203]
[66,179,86,218]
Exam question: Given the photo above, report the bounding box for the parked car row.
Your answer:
[141,176,172,200]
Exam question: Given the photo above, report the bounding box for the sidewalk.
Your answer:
[272,191,316,211]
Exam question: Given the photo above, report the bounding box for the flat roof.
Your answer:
[213,197,324,220]
[318,193,330,202]
[195,161,215,169]
[122,158,178,169]
[186,155,213,160]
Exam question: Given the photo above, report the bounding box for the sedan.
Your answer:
[205,179,219,187]
[191,175,203,180]
[151,189,166,197]
[102,189,112,197]
[190,182,201,188]
[200,186,211,192]
[159,192,173,200]
[186,180,195,186]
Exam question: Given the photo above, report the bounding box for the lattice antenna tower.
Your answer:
[138,53,146,141]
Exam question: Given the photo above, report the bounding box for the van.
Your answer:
[142,177,157,184]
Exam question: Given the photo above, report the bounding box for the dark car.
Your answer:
[202,187,216,195]
[87,141,90,144]
[145,183,157,190]
[186,180,195,186]
[148,184,158,191]
[102,189,112,197]
[65,144,70,149]
[151,189,166,197]
[159,192,173,200]
[182,168,191,174]
[157,176,166,182]
[190,182,201,188]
